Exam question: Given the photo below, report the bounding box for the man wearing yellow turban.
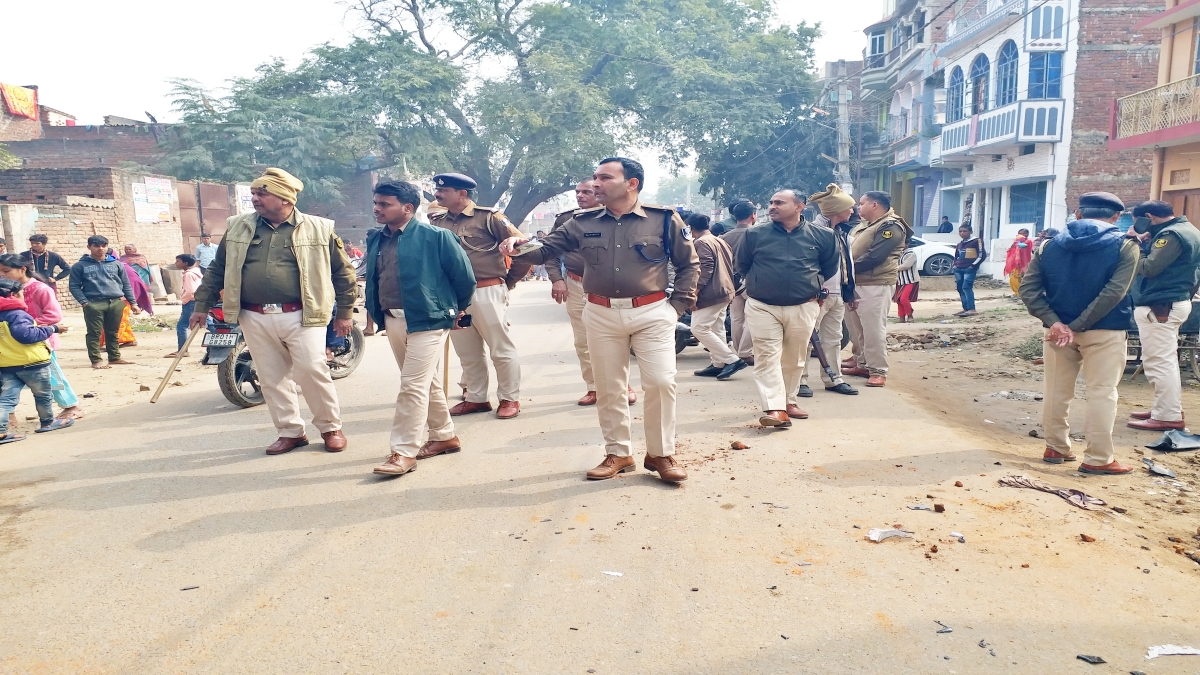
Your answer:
[190,168,358,455]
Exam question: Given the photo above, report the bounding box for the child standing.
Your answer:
[0,278,72,443]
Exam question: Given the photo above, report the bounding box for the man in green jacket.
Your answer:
[365,181,477,477]
[191,168,357,456]
[1126,200,1200,431]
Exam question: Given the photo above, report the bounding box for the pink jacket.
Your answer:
[21,278,62,350]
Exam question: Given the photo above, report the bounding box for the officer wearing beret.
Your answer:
[1125,199,1200,431]
[500,157,699,484]
[1019,191,1139,474]
[191,167,357,455]
[429,173,531,419]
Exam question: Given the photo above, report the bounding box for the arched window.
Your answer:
[970,54,990,114]
[948,67,965,123]
[996,41,1019,107]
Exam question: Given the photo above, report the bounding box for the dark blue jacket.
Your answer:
[364,220,476,333]
[1039,219,1133,331]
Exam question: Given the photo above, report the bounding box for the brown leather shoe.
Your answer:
[627,386,638,405]
[497,400,520,419]
[416,437,461,459]
[1129,410,1152,420]
[844,367,870,377]
[373,452,417,476]
[1127,417,1185,431]
[1079,461,1134,475]
[644,455,688,482]
[578,391,598,406]
[450,401,492,416]
[785,404,809,419]
[759,411,791,428]
[586,454,636,480]
[841,358,858,370]
[265,436,309,455]
[1042,447,1077,464]
[866,375,886,387]
[321,430,347,452]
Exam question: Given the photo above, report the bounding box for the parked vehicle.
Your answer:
[201,305,365,408]
[910,237,957,276]
[1125,299,1200,380]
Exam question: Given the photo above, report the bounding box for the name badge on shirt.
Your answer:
[583,232,603,238]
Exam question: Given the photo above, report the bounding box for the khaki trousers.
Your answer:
[384,314,455,458]
[746,297,819,411]
[729,293,753,360]
[1042,329,1127,467]
[802,295,847,387]
[846,284,894,375]
[584,298,677,458]
[692,303,738,367]
[238,310,341,438]
[564,276,594,390]
[1135,301,1190,422]
[450,283,521,403]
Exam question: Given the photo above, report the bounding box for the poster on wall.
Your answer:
[134,201,172,223]
[144,177,173,204]
[134,177,173,223]
[235,184,255,215]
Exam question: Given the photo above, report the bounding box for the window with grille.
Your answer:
[948,67,965,123]
[1009,182,1048,225]
[970,54,990,114]
[996,41,1019,107]
[1028,52,1063,99]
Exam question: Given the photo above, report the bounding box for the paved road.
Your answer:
[1,284,1197,674]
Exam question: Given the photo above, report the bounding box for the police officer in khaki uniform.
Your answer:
[501,157,698,483]
[548,180,639,407]
[429,173,531,419]
[191,168,357,455]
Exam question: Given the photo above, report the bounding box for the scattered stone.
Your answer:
[1080,534,1096,543]
[82,392,96,398]
[731,441,749,450]
[930,545,938,553]
[1028,429,1041,438]
[171,381,185,387]
[1021,563,1029,568]
[954,481,964,488]
[1112,506,1127,514]
[138,384,151,392]
[934,503,946,513]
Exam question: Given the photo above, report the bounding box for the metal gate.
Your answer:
[177,181,233,252]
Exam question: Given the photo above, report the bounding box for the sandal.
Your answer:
[0,434,27,445]
[35,418,74,433]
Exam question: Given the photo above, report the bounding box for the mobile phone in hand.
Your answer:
[457,314,473,328]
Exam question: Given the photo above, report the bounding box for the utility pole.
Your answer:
[835,60,854,195]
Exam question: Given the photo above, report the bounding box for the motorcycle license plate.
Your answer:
[202,332,239,347]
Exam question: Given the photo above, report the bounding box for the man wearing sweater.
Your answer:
[68,235,141,369]
[689,214,743,380]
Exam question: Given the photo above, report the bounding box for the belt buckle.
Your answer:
[609,297,634,310]
[262,303,283,314]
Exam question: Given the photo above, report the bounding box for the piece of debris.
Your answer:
[569,627,578,631]
[1112,506,1128,514]
[1021,563,1029,568]
[691,588,699,591]
[868,528,913,542]
[935,621,953,634]
[1080,534,1096,543]
[984,419,994,424]
[172,380,185,387]
[767,586,777,590]
[82,392,96,398]
[934,503,945,513]
[979,640,988,648]
[930,545,938,553]
[181,586,199,591]
[998,475,1107,510]
[1143,458,1177,479]
[954,481,964,488]
[541,518,551,522]
[138,384,151,392]
[1076,654,1105,664]
[781,635,789,640]
[601,571,623,577]
[1146,429,1200,451]
[908,504,933,511]
[951,532,966,543]
[797,561,813,566]
[1029,428,1041,438]
[1146,645,1200,659]
[731,441,749,450]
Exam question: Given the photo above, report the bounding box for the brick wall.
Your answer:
[4,125,165,169]
[0,108,42,142]
[1066,0,1162,208]
[19,203,123,309]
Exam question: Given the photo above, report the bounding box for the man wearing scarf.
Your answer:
[190,168,357,456]
[800,184,858,396]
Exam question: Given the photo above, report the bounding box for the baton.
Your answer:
[151,325,202,403]
[809,330,839,386]
[443,333,450,401]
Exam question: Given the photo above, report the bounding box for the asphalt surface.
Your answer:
[1,283,1198,674]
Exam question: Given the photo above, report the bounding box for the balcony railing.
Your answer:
[944,0,1023,51]
[1115,73,1200,141]
[938,99,1063,157]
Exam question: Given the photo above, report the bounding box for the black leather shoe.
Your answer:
[716,359,748,380]
[798,384,813,398]
[825,382,859,395]
[694,365,723,377]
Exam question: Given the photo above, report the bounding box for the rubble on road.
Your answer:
[887,327,997,351]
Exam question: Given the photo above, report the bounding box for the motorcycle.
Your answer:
[201,304,366,408]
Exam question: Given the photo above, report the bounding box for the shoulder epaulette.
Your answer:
[474,205,499,212]
[641,203,676,212]
[575,206,605,217]
[556,208,578,218]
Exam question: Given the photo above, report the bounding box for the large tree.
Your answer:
[159,0,830,224]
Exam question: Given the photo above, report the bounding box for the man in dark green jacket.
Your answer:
[1127,200,1200,431]
[365,181,477,477]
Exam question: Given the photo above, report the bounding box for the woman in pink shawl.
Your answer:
[1004,228,1033,296]
[99,250,153,347]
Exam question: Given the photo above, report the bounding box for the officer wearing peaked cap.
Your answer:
[428,172,531,420]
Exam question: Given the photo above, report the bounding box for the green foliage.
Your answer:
[0,143,18,170]
[159,0,830,222]
[1007,333,1044,361]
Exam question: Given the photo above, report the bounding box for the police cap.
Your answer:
[1078,191,1125,212]
[433,173,478,190]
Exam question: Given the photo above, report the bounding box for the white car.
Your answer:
[909,237,956,276]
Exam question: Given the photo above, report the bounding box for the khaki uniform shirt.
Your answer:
[240,212,303,306]
[546,209,588,282]
[516,201,699,314]
[429,200,530,287]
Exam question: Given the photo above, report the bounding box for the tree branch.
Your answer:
[581,55,614,86]
[404,0,439,55]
